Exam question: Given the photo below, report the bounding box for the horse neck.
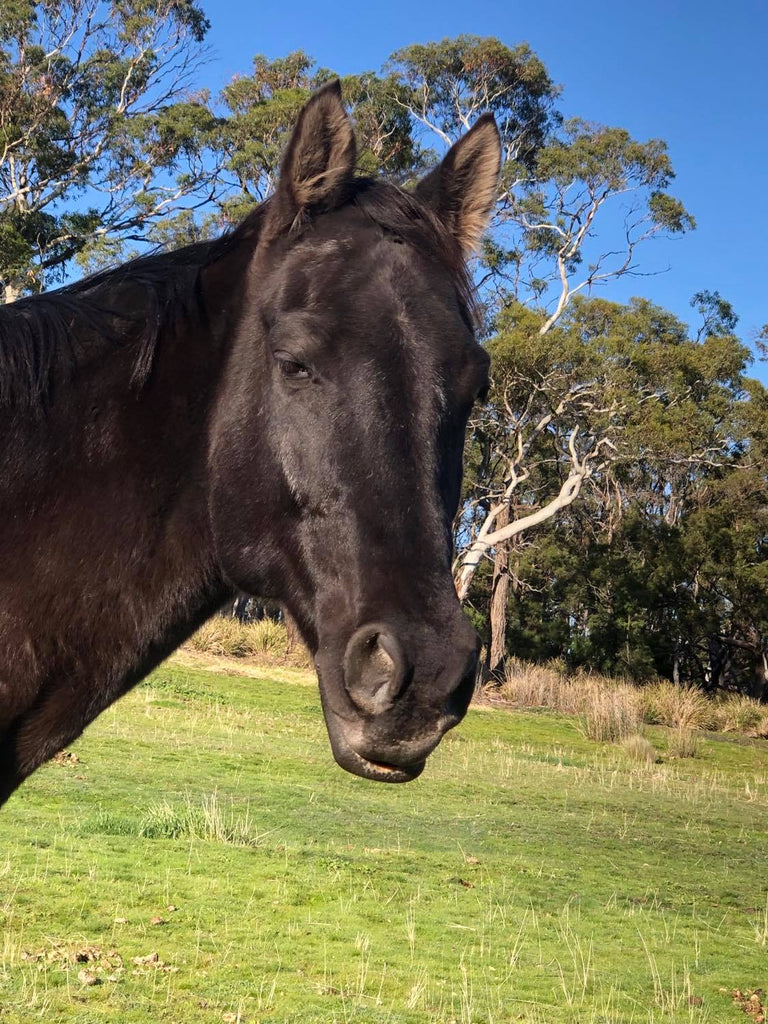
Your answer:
[0,261,253,701]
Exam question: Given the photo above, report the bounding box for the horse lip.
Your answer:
[318,691,426,783]
[332,741,425,784]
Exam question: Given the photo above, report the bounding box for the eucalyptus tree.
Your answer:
[461,294,763,685]
[386,38,696,671]
[0,0,221,301]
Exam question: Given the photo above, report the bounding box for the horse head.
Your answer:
[208,82,501,782]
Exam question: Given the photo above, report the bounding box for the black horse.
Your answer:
[0,82,501,805]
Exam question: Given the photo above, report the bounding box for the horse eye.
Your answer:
[275,352,311,381]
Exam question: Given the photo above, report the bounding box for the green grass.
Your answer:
[1,662,767,1023]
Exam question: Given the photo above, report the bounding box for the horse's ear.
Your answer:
[274,80,356,221]
[414,114,502,255]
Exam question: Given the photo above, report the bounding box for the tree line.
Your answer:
[2,5,765,696]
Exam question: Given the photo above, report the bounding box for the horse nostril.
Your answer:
[343,624,408,715]
[443,649,479,726]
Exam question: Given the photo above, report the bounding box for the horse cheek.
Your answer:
[208,429,286,597]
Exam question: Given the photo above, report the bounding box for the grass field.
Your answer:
[1,657,767,1023]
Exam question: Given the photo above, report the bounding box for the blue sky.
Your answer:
[199,0,767,378]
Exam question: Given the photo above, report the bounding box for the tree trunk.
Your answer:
[233,593,250,621]
[706,637,734,692]
[455,468,587,601]
[486,504,510,678]
[756,651,768,703]
[1,281,20,304]
[672,638,681,686]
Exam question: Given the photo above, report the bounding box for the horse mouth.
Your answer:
[318,695,428,783]
[334,744,426,784]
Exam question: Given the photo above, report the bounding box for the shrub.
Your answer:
[621,734,658,764]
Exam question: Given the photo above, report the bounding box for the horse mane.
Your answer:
[0,179,474,412]
[0,231,239,412]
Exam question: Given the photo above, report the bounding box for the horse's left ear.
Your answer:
[414,114,502,255]
[274,80,356,220]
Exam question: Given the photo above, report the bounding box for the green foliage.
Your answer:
[213,51,424,227]
[388,35,558,160]
[340,71,421,178]
[0,22,692,314]
[464,292,768,693]
[217,52,316,214]
[495,117,694,312]
[0,0,214,297]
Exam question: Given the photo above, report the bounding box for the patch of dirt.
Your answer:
[733,989,765,1022]
[52,751,80,767]
[22,944,123,982]
[21,943,179,980]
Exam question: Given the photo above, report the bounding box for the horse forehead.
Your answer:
[290,219,449,293]
[273,223,469,365]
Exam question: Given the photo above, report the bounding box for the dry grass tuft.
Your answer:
[581,684,643,742]
[711,694,765,734]
[187,618,289,659]
[499,659,570,710]
[496,660,768,743]
[501,661,642,741]
[638,681,714,730]
[621,734,658,763]
[667,727,700,759]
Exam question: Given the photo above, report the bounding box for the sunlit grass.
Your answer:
[0,658,766,1022]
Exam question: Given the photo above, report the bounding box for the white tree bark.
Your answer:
[456,464,586,602]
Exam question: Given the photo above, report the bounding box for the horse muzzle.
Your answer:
[316,620,479,783]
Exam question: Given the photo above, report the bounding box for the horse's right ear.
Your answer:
[270,80,356,228]
[414,114,501,255]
